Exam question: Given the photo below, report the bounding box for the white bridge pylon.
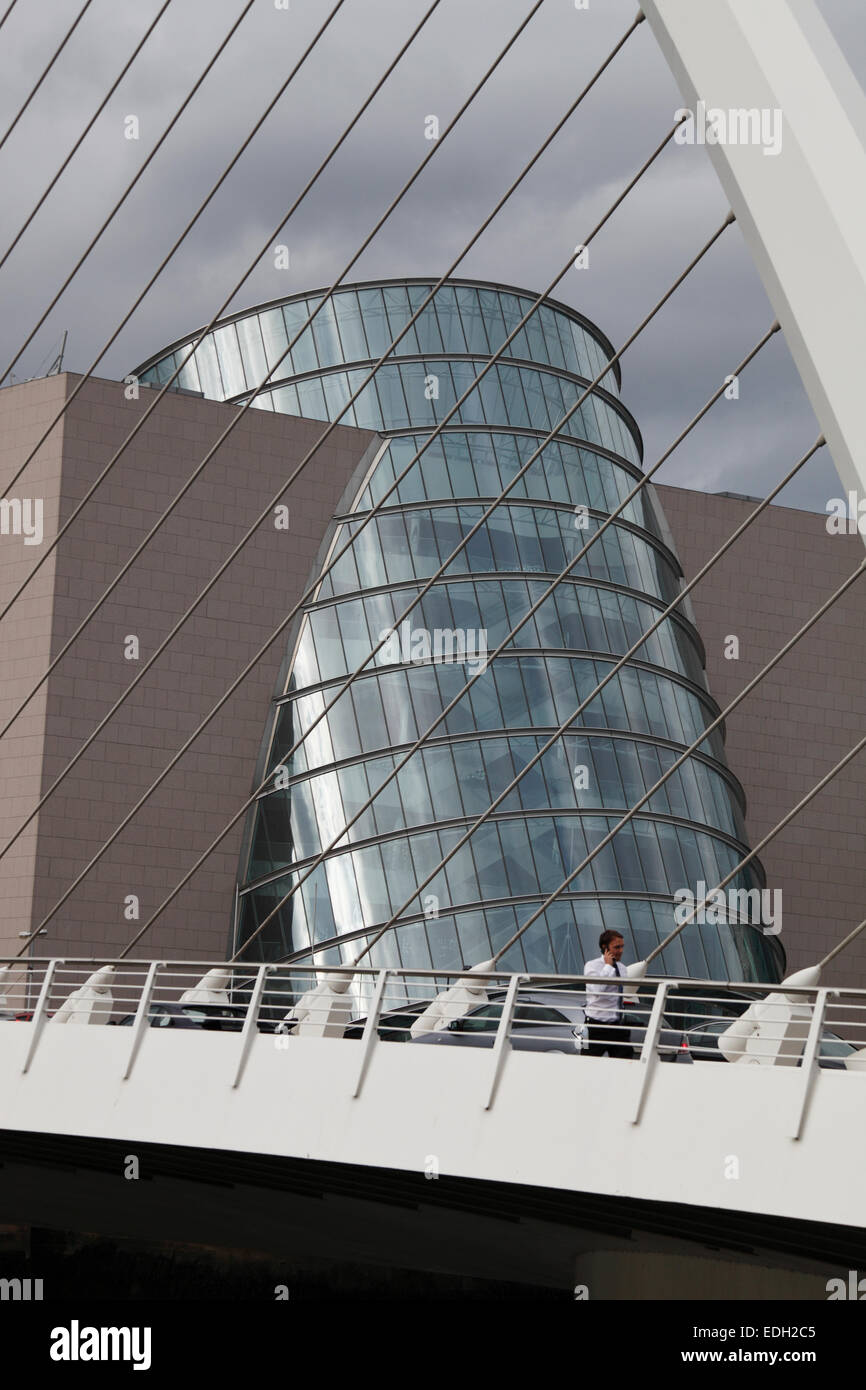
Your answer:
[643,0,866,535]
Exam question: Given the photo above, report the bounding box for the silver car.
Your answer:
[410,989,586,1054]
[410,988,690,1058]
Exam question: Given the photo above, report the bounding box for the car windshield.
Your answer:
[461,1002,568,1033]
[664,989,753,1026]
[817,1032,856,1058]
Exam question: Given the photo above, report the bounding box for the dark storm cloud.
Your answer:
[0,0,862,515]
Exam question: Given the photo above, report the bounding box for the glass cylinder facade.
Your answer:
[137,278,784,982]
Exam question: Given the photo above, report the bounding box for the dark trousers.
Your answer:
[585,1016,635,1060]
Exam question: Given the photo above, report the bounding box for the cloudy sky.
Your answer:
[0,0,863,511]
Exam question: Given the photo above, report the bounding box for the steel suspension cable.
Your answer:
[8,33,668,948]
[817,917,866,970]
[244,324,783,962]
[103,33,668,961]
[121,194,731,965]
[0,0,596,757]
[287,571,866,971]
[0,0,174,282]
[0,0,95,157]
[0,0,350,403]
[643,722,866,969]
[349,434,826,965]
[261,347,786,960]
[497,471,864,965]
[3,0,258,389]
[0,0,20,38]
[14,110,679,947]
[0,0,548,654]
[233,215,742,959]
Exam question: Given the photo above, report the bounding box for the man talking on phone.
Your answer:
[582,929,636,1059]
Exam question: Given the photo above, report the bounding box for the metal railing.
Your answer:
[2,957,865,1067]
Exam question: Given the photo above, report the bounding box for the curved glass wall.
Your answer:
[137,281,623,399]
[137,279,783,983]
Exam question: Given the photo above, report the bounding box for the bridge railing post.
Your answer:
[232,964,272,1089]
[352,968,390,1099]
[790,986,833,1140]
[484,973,526,1111]
[123,961,164,1081]
[630,980,669,1125]
[22,959,61,1075]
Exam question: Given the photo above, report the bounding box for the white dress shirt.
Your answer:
[583,955,624,1021]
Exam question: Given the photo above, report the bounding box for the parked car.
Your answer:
[627,987,856,1068]
[114,1002,247,1031]
[407,986,702,1058]
[342,1000,431,1043]
[403,983,857,1066]
[676,1014,855,1067]
[410,990,588,1054]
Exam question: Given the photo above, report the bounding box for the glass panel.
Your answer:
[259,309,290,374]
[399,361,438,428]
[349,370,383,430]
[335,599,371,670]
[310,607,345,680]
[455,286,490,354]
[375,365,410,429]
[191,336,223,399]
[497,291,531,360]
[539,306,566,370]
[477,288,507,352]
[282,300,318,374]
[295,376,328,421]
[432,285,465,353]
[351,844,389,922]
[321,371,356,425]
[452,359,486,426]
[311,297,344,369]
[357,288,390,356]
[271,383,299,416]
[396,754,434,826]
[521,369,552,431]
[498,364,531,428]
[236,316,268,390]
[499,819,537,895]
[407,283,444,353]
[352,676,395,750]
[370,768,405,836]
[383,283,419,354]
[172,347,201,393]
[333,292,369,361]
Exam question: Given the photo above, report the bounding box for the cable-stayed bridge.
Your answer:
[0,0,865,1299]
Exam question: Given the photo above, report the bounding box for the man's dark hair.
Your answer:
[599,929,624,951]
